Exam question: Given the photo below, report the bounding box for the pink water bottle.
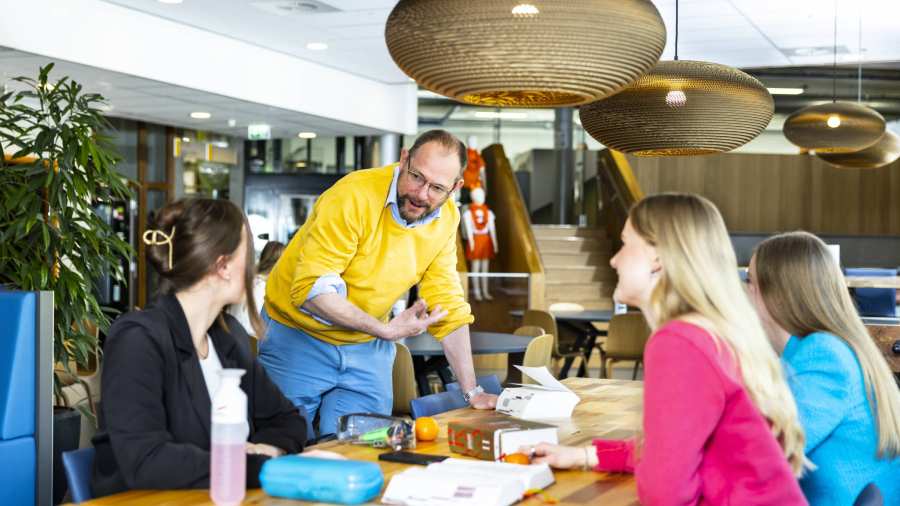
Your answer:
[210,369,249,506]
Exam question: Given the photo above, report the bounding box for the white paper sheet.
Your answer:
[513,366,573,392]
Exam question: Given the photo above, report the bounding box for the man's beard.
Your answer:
[397,193,445,224]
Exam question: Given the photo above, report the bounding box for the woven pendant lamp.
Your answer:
[784,101,885,154]
[816,130,900,169]
[782,1,885,153]
[385,0,666,107]
[579,60,773,156]
[579,0,772,156]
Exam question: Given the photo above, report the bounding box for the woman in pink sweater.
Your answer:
[529,193,808,505]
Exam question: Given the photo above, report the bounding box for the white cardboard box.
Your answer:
[495,366,580,420]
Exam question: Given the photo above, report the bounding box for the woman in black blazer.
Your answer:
[91,199,307,497]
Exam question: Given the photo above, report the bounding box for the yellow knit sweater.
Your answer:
[264,164,473,345]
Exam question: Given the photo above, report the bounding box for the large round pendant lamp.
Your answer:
[783,102,885,154]
[782,3,886,153]
[385,0,666,107]
[816,130,900,168]
[579,60,774,156]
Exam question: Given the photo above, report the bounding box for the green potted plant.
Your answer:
[0,63,134,502]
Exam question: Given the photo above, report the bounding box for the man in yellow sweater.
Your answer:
[260,130,497,436]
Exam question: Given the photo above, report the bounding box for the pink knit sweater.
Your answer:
[593,321,807,506]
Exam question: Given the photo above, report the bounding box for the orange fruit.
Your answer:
[415,417,439,442]
[502,452,531,465]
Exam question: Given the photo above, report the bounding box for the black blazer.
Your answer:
[91,294,306,497]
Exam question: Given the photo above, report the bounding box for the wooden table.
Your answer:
[846,276,900,289]
[404,331,533,393]
[866,322,900,374]
[75,378,643,506]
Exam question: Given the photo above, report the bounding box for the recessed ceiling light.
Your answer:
[766,87,805,95]
[298,132,317,139]
[190,111,211,119]
[227,118,237,127]
[306,42,328,51]
[182,137,191,143]
[158,0,183,4]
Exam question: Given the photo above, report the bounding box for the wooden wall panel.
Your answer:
[627,152,900,236]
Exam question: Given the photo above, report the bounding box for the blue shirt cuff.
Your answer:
[301,274,347,326]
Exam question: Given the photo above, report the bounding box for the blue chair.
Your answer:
[444,375,503,395]
[62,447,95,503]
[845,268,897,317]
[0,292,48,506]
[853,483,883,506]
[409,391,467,419]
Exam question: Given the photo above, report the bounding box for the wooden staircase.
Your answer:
[533,225,616,310]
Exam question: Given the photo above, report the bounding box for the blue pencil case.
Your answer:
[259,455,384,505]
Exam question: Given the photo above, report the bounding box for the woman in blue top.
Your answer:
[747,231,900,505]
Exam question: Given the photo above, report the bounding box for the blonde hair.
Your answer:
[754,231,900,459]
[630,193,806,475]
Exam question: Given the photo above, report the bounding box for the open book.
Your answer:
[381,458,554,506]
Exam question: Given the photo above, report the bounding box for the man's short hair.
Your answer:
[408,129,468,177]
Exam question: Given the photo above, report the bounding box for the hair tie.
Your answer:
[143,226,176,270]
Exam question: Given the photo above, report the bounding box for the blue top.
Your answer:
[782,332,900,505]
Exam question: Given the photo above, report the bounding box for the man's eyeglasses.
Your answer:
[405,162,456,200]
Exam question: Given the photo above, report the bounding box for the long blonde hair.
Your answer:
[630,193,806,475]
[754,231,900,459]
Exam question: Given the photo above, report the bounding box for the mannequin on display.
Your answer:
[461,135,486,204]
[462,186,498,301]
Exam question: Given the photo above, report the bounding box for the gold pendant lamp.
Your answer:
[816,130,900,168]
[783,1,885,153]
[784,102,885,154]
[579,0,773,156]
[813,13,896,168]
[384,0,667,107]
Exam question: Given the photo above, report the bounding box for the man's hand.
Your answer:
[469,392,498,410]
[379,299,448,341]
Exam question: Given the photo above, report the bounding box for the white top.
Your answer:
[227,274,267,335]
[198,335,223,400]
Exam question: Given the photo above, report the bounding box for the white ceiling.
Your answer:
[100,0,900,82]
[5,0,900,138]
[0,46,387,138]
[102,0,407,83]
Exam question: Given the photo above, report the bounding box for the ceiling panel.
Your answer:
[0,47,385,137]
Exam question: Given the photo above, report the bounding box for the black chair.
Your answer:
[853,483,884,506]
[61,447,95,504]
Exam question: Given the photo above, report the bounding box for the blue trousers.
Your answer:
[258,310,396,437]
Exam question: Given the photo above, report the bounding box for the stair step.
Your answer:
[544,265,617,283]
[532,225,606,239]
[542,251,610,267]
[546,281,615,300]
[537,237,611,254]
